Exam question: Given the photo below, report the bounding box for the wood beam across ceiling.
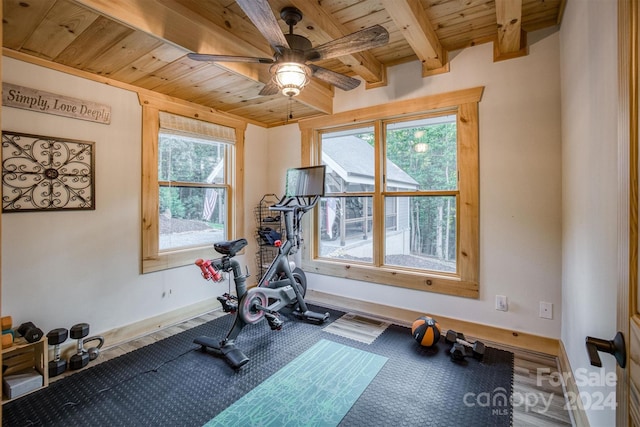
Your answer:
[290,0,387,88]
[72,0,333,115]
[494,0,527,61]
[381,0,448,77]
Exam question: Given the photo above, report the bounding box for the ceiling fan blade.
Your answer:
[306,25,389,61]
[187,53,273,64]
[236,0,289,51]
[309,65,361,91]
[259,80,280,96]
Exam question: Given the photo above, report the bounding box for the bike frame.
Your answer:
[194,195,328,369]
[256,199,313,313]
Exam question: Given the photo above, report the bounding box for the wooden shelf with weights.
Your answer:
[1,336,48,404]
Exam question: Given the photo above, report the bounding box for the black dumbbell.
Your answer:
[449,342,467,361]
[17,322,44,343]
[69,323,90,370]
[445,330,486,361]
[47,328,68,377]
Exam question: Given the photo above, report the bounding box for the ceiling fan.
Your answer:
[187,0,389,97]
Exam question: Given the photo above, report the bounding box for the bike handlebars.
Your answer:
[269,195,319,213]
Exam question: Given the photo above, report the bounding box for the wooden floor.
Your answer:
[53,309,574,427]
[511,349,574,426]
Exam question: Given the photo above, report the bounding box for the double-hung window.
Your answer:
[299,88,482,297]
[140,94,246,273]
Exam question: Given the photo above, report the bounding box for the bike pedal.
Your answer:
[217,295,238,313]
[267,316,284,331]
[269,321,283,331]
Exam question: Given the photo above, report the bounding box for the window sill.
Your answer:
[142,246,215,274]
[301,258,479,298]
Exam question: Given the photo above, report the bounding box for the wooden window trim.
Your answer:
[139,93,246,273]
[298,87,483,298]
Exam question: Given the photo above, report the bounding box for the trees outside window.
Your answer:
[384,115,457,273]
[158,134,227,251]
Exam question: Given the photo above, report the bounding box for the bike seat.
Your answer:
[214,238,248,257]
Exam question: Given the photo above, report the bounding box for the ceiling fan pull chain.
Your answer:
[287,97,293,122]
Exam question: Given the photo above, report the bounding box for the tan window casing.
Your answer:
[298,87,483,298]
[139,93,246,273]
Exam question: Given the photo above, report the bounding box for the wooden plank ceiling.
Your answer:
[3,0,564,127]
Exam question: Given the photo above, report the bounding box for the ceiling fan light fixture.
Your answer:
[273,62,310,97]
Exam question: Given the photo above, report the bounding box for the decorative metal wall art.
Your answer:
[2,131,95,212]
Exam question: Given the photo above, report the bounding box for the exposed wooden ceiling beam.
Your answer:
[381,0,448,77]
[290,0,387,87]
[494,0,527,61]
[73,0,261,79]
[72,0,333,114]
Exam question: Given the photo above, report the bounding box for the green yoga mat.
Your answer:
[204,339,388,427]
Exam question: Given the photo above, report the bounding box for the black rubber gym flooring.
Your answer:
[2,305,513,426]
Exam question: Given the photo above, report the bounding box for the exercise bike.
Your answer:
[193,166,330,369]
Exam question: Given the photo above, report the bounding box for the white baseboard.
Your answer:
[557,340,589,427]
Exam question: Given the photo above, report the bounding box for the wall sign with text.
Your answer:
[2,82,111,124]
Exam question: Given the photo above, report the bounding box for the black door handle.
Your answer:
[585,332,626,368]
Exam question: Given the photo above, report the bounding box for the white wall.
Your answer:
[269,30,564,339]
[266,123,302,192]
[560,1,618,425]
[1,57,269,337]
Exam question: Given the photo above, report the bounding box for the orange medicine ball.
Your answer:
[411,316,441,347]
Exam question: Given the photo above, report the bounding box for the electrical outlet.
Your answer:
[496,295,508,311]
[539,302,553,319]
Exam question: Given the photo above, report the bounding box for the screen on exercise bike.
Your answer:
[285,165,326,197]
